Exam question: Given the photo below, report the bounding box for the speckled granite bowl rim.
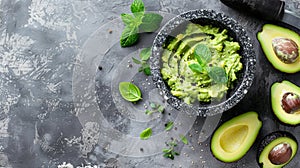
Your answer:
[150,9,256,116]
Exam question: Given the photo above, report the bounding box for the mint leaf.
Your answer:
[157,105,164,113]
[140,127,152,140]
[121,13,135,26]
[150,102,157,109]
[179,134,188,145]
[145,109,153,115]
[189,63,203,73]
[139,13,163,33]
[194,44,211,65]
[165,121,174,131]
[142,64,151,75]
[140,47,151,61]
[208,67,228,84]
[132,57,142,64]
[120,26,139,47]
[131,0,144,14]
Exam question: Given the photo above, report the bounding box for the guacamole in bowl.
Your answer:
[150,9,256,116]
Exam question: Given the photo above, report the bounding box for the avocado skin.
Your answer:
[271,80,300,125]
[257,24,300,73]
[257,131,298,168]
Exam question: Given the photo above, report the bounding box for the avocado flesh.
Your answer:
[211,112,262,162]
[271,80,300,125]
[258,132,298,168]
[257,24,300,73]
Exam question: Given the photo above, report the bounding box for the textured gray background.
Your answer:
[0,0,300,167]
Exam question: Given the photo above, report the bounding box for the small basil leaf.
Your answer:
[139,13,163,33]
[165,121,174,131]
[140,47,151,61]
[120,26,139,47]
[188,63,203,73]
[140,127,152,140]
[194,44,211,64]
[179,134,188,145]
[119,82,142,102]
[121,13,135,26]
[131,0,144,14]
[208,67,228,84]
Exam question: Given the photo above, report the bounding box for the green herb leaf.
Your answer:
[140,127,152,140]
[131,0,144,14]
[145,109,153,115]
[162,148,171,153]
[150,102,157,109]
[194,44,211,65]
[165,121,174,131]
[188,63,203,73]
[142,64,151,75]
[120,26,139,47]
[207,67,228,84]
[179,134,188,145]
[139,13,163,33]
[121,13,135,26]
[140,47,151,61]
[132,57,142,64]
[119,82,142,102]
[157,105,164,113]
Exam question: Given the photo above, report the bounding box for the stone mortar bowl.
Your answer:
[150,9,256,117]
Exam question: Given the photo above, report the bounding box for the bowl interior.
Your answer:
[150,9,256,116]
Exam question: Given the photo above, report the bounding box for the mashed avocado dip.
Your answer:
[161,23,243,104]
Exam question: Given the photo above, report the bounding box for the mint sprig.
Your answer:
[132,47,152,75]
[189,44,228,84]
[120,0,163,47]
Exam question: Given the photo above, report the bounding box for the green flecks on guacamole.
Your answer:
[161,23,243,104]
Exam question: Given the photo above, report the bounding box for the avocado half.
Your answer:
[258,131,298,168]
[257,24,300,73]
[211,111,262,162]
[271,80,300,125]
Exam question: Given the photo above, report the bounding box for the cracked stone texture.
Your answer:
[0,0,299,168]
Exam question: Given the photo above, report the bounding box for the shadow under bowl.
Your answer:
[150,9,256,117]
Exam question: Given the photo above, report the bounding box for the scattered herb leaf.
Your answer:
[132,57,142,64]
[130,0,145,14]
[162,140,180,160]
[145,109,153,115]
[179,134,188,145]
[120,26,139,47]
[140,127,152,140]
[119,82,142,102]
[120,13,136,26]
[120,0,163,47]
[140,47,151,61]
[132,47,152,75]
[139,13,163,33]
[165,121,174,131]
[142,64,151,75]
[150,102,157,109]
[157,105,165,113]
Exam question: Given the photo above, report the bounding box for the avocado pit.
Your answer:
[281,92,300,114]
[268,143,292,165]
[272,37,299,64]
